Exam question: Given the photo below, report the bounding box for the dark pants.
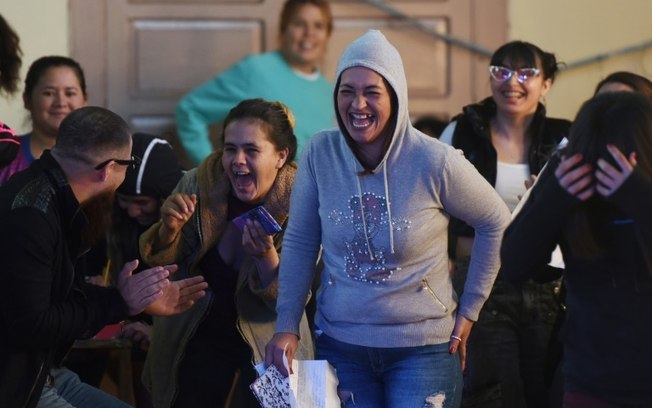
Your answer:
[563,391,652,408]
[173,328,259,408]
[453,258,561,408]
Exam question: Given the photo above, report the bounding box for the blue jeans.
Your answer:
[37,368,131,408]
[316,333,463,408]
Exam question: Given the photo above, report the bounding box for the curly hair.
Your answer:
[0,14,22,97]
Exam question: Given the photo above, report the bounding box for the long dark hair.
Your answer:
[562,92,652,258]
[0,14,22,96]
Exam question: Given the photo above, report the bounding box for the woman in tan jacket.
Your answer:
[140,99,313,407]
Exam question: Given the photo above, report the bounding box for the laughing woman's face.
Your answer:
[490,58,551,118]
[222,118,288,204]
[337,66,393,163]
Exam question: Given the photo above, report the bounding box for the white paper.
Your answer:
[250,359,340,408]
[289,360,340,408]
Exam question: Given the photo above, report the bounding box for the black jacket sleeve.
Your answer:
[0,207,128,349]
[500,158,577,283]
[607,167,652,271]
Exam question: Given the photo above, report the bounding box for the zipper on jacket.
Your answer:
[421,279,448,312]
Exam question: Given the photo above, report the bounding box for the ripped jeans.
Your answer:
[316,332,462,408]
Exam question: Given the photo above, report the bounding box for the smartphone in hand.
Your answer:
[232,206,282,235]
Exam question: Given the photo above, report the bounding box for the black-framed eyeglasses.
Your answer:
[94,155,142,170]
[488,65,541,84]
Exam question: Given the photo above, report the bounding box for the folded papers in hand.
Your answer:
[250,356,339,408]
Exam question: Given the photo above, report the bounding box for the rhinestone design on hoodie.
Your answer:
[329,192,410,284]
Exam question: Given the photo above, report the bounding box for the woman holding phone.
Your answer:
[139,98,313,408]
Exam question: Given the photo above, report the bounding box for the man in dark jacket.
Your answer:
[0,106,207,408]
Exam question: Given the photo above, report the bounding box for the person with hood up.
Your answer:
[265,30,511,407]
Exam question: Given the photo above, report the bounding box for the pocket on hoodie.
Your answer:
[317,275,451,325]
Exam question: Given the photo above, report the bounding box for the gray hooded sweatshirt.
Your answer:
[275,30,510,347]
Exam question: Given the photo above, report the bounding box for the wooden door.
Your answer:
[71,0,506,168]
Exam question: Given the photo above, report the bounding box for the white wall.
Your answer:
[509,0,652,120]
[2,0,651,130]
[1,0,69,134]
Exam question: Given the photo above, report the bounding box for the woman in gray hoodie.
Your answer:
[266,30,511,407]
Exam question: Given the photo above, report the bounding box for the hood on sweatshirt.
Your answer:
[334,29,410,173]
[333,30,412,257]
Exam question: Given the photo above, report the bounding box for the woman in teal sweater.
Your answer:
[176,0,334,164]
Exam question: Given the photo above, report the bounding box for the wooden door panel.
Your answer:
[132,20,263,95]
[322,18,449,98]
[71,0,506,165]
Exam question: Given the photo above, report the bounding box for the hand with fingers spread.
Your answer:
[555,153,595,201]
[144,270,208,316]
[449,314,474,371]
[117,261,207,316]
[595,144,637,197]
[159,193,197,245]
[117,260,171,315]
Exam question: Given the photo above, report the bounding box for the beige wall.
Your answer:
[1,0,69,134]
[509,0,652,120]
[2,0,651,132]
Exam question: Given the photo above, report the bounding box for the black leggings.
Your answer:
[174,329,259,408]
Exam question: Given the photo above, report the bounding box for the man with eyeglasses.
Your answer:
[0,106,208,408]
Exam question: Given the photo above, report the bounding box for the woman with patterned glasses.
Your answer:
[439,41,571,408]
